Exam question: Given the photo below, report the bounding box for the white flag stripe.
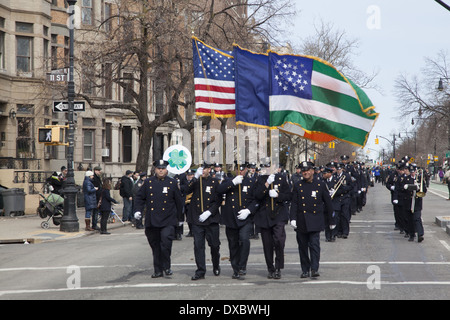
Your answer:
[195,101,236,111]
[270,95,375,132]
[194,78,235,88]
[194,90,235,100]
[311,71,357,99]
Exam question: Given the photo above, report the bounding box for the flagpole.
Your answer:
[195,119,204,213]
[236,123,242,207]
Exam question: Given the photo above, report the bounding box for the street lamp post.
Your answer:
[60,0,79,232]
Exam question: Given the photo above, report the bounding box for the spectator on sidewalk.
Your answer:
[120,170,134,221]
[98,178,118,235]
[83,171,97,231]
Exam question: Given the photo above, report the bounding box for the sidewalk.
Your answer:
[0,206,130,244]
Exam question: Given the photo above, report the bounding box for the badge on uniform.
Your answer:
[242,186,248,193]
[206,186,211,193]
[311,191,317,198]
[162,187,168,194]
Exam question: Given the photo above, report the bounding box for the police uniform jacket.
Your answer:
[217,174,259,228]
[332,172,353,200]
[134,175,184,228]
[186,176,221,226]
[290,176,334,233]
[253,173,292,228]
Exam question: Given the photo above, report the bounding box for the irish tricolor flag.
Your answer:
[269,51,378,147]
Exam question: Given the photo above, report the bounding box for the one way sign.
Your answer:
[53,101,86,112]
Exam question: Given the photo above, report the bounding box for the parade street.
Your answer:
[1,182,450,301]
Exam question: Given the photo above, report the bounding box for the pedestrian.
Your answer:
[290,161,335,279]
[253,165,291,279]
[217,163,259,280]
[186,162,222,280]
[444,166,450,200]
[91,166,103,230]
[82,170,97,231]
[134,160,184,278]
[98,178,118,235]
[120,170,134,221]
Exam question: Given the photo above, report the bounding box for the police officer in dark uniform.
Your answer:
[333,163,353,239]
[396,161,418,241]
[187,162,222,280]
[386,162,403,232]
[217,163,259,279]
[321,166,335,242]
[290,161,335,278]
[134,160,184,278]
[254,165,291,279]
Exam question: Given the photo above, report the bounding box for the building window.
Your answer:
[122,126,132,163]
[83,129,95,161]
[82,0,93,25]
[16,36,33,73]
[0,31,4,70]
[17,117,35,158]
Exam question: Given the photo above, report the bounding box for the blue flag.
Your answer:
[234,46,270,128]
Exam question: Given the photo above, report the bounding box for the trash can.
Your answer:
[0,185,7,215]
[1,188,26,216]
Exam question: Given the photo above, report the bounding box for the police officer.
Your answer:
[410,164,426,242]
[217,163,259,279]
[397,161,417,241]
[290,161,335,278]
[187,162,222,280]
[134,160,184,278]
[333,163,353,239]
[386,162,403,232]
[254,165,291,279]
[321,166,335,242]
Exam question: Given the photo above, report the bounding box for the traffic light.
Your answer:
[38,125,67,145]
[375,138,379,144]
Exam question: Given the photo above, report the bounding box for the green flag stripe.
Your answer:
[312,60,345,82]
[270,110,369,146]
[311,86,377,119]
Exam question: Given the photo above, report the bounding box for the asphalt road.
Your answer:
[1,182,450,303]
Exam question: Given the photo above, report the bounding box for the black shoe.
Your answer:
[100,231,111,235]
[300,272,310,278]
[273,269,281,279]
[408,237,414,242]
[151,272,163,278]
[232,273,243,280]
[267,272,274,279]
[418,236,424,243]
[213,266,221,276]
[164,269,173,276]
[311,270,320,278]
[238,269,247,276]
[191,274,205,281]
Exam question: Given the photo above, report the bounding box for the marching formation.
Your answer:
[132,155,425,281]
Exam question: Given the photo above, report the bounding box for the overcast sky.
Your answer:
[287,0,450,160]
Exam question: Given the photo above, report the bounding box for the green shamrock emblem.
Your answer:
[168,149,188,170]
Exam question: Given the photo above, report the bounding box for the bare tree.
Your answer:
[75,0,294,172]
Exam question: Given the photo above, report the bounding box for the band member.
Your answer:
[333,163,353,239]
[134,160,184,278]
[254,165,292,279]
[290,161,335,278]
[321,167,336,242]
[217,163,259,279]
[410,164,426,242]
[187,162,222,280]
[386,162,404,232]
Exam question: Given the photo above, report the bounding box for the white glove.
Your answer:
[269,189,278,198]
[134,211,142,220]
[329,189,335,197]
[199,210,211,222]
[330,225,336,230]
[178,221,184,226]
[195,167,203,179]
[232,175,244,185]
[393,200,398,204]
[237,208,250,220]
[290,220,297,229]
[266,174,275,185]
[390,186,395,191]
[404,184,409,190]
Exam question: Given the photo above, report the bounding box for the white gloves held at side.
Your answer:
[199,210,212,222]
[237,208,251,220]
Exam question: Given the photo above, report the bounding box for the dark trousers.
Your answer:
[192,223,220,276]
[414,209,424,237]
[296,231,321,273]
[336,198,350,236]
[225,223,252,274]
[145,226,175,274]
[100,210,109,232]
[260,223,286,272]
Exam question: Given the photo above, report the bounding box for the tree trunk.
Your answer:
[135,121,155,173]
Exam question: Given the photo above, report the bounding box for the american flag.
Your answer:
[192,38,235,118]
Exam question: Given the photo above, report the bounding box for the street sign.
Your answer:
[52,101,85,112]
[46,68,69,82]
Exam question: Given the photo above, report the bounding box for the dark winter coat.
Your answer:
[99,188,118,212]
[83,176,97,211]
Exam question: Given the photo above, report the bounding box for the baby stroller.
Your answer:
[37,193,64,229]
